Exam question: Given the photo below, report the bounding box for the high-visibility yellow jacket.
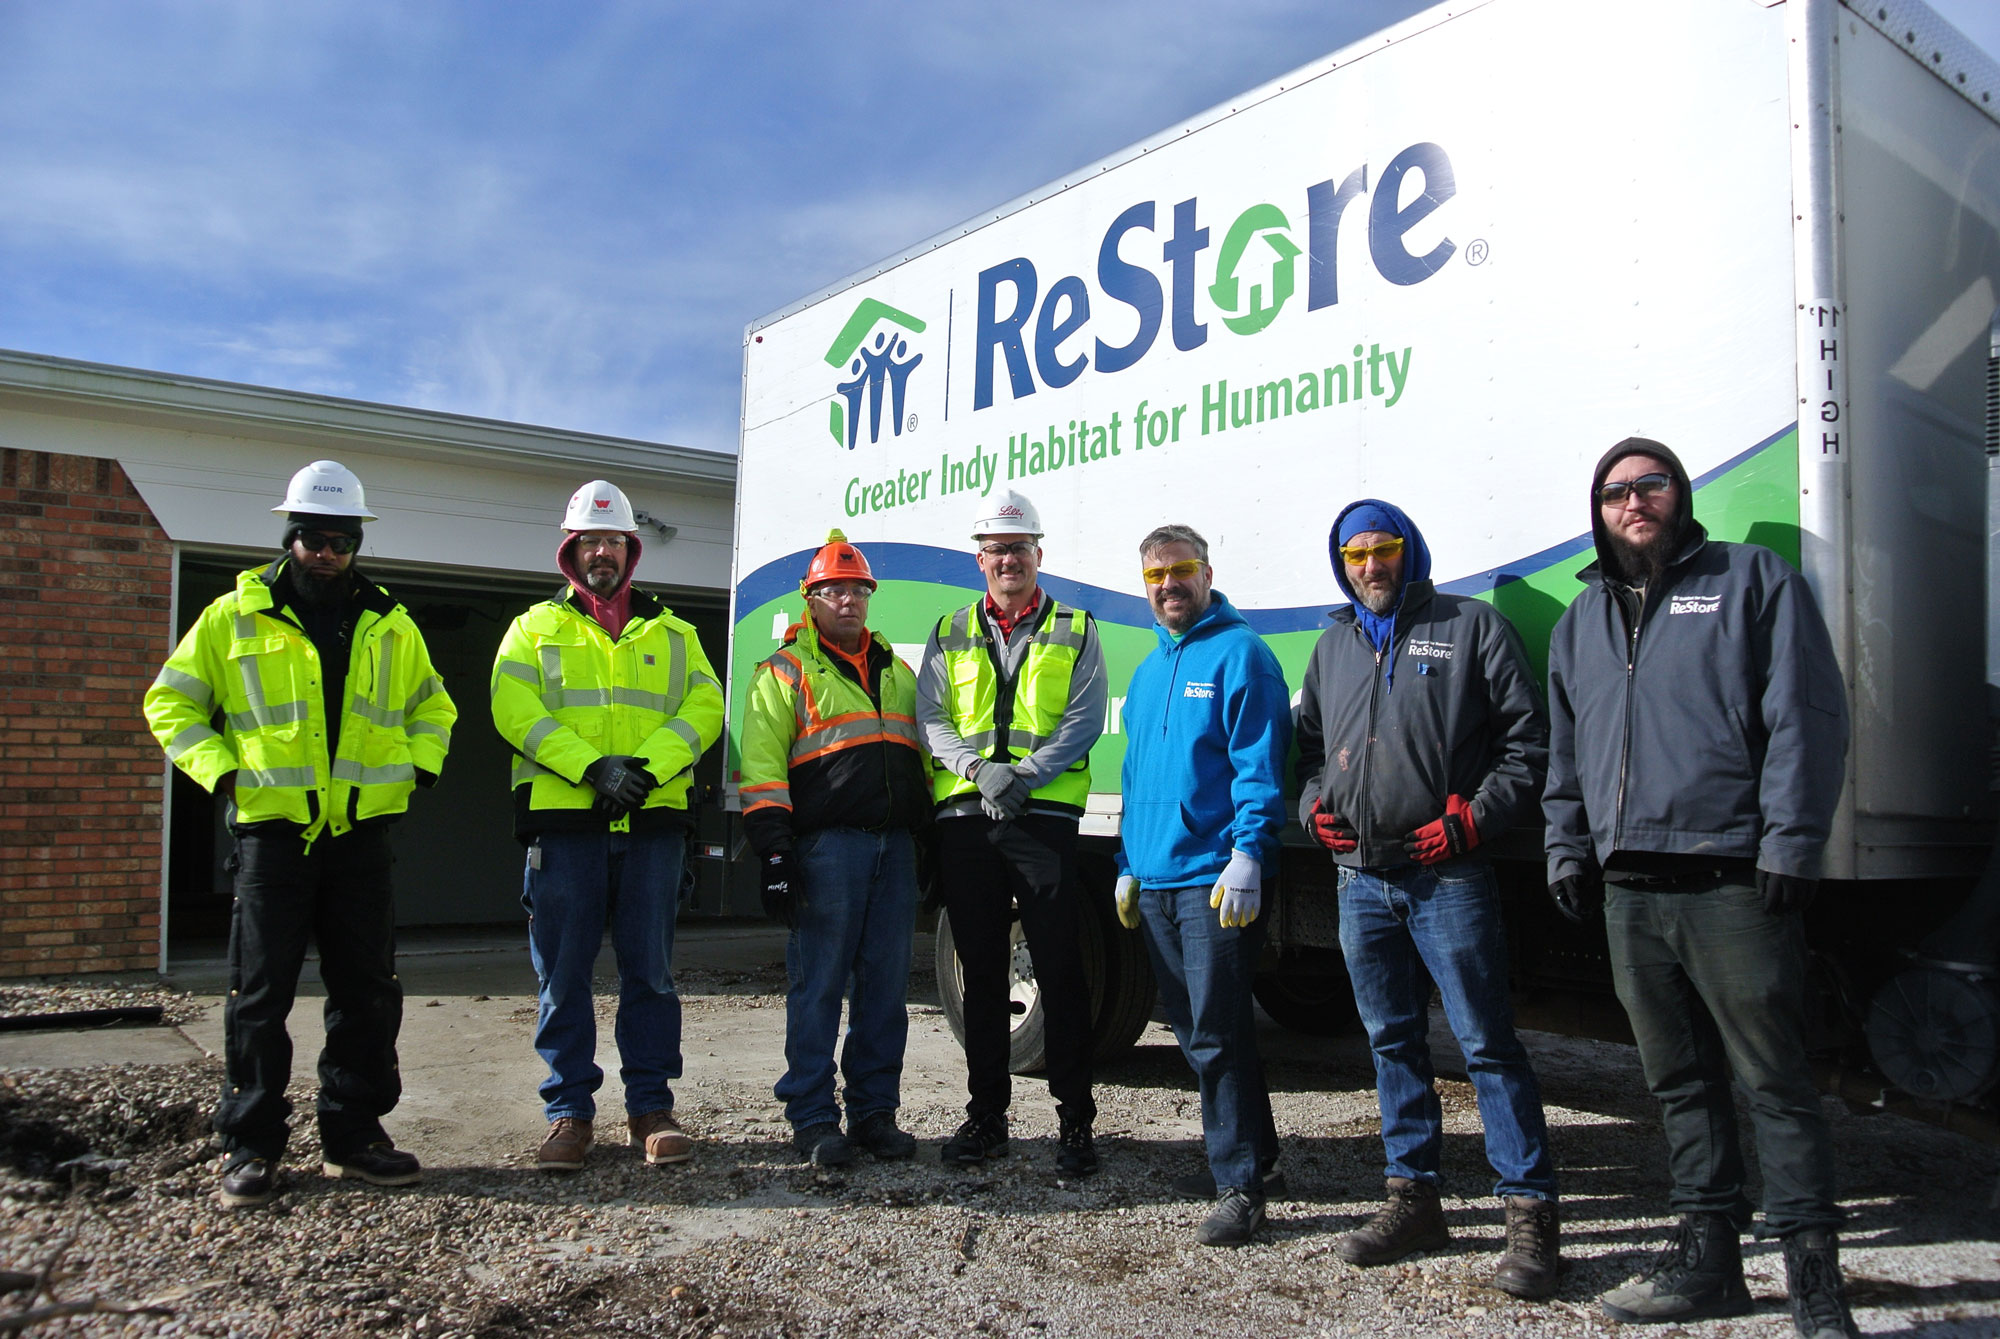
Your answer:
[931,599,1091,810]
[739,617,929,855]
[490,586,723,834]
[143,563,456,842]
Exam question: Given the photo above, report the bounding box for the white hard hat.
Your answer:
[563,479,637,533]
[272,460,376,520]
[970,489,1043,539]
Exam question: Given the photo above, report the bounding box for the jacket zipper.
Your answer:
[1355,628,1384,864]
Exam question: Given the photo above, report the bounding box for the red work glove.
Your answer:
[1308,798,1358,853]
[1405,794,1480,865]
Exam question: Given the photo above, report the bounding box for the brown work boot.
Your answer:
[1493,1196,1561,1299]
[1338,1177,1451,1266]
[536,1117,593,1172]
[628,1110,695,1165]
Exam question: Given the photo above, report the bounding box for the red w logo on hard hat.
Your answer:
[593,499,610,510]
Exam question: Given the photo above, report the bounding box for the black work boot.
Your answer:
[1055,1110,1098,1177]
[1337,1177,1450,1266]
[940,1112,1009,1166]
[1600,1212,1753,1323]
[217,1155,278,1209]
[1493,1195,1561,1300]
[1196,1185,1267,1246]
[1783,1228,1861,1339]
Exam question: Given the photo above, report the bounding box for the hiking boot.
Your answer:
[1783,1228,1861,1339]
[1173,1164,1288,1202]
[322,1142,422,1187]
[940,1113,1009,1166]
[850,1110,916,1161]
[1492,1195,1560,1300]
[1055,1112,1098,1177]
[536,1117,593,1172]
[218,1156,277,1209]
[1338,1177,1451,1266]
[1196,1185,1267,1247]
[1600,1212,1753,1323]
[793,1122,854,1168]
[628,1110,694,1165]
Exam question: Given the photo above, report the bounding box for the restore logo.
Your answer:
[825,298,926,450]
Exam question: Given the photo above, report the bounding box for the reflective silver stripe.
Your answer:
[511,756,554,787]
[522,716,563,758]
[152,666,214,711]
[958,728,1001,751]
[347,696,404,729]
[664,631,688,713]
[546,687,611,709]
[742,784,791,810]
[764,655,802,688]
[881,717,922,745]
[407,720,450,743]
[612,686,671,712]
[332,759,416,785]
[405,675,445,714]
[1008,727,1053,752]
[496,660,539,685]
[226,700,310,733]
[374,630,400,721]
[1032,606,1088,651]
[686,668,720,693]
[664,717,703,755]
[935,606,982,652]
[237,765,315,789]
[234,612,259,640]
[165,722,220,761]
[539,644,565,694]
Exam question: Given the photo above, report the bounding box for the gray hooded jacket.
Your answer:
[1542,438,1849,881]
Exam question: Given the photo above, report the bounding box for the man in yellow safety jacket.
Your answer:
[491,479,723,1174]
[915,489,1107,1175]
[739,531,931,1168]
[143,460,456,1209]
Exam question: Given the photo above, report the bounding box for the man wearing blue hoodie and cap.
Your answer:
[1295,500,1560,1298]
[1115,523,1290,1247]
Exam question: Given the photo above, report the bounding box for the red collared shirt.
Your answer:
[984,587,1044,640]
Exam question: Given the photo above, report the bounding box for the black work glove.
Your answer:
[1756,868,1819,916]
[583,755,654,817]
[760,849,800,929]
[1549,871,1604,925]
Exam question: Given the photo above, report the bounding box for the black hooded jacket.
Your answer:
[1542,438,1849,880]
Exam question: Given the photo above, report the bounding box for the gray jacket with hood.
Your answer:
[1542,438,1849,882]
[1295,499,1548,870]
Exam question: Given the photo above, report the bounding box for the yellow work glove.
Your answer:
[1114,874,1141,929]
[1210,849,1262,928]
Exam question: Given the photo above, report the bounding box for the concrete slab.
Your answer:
[0,1024,207,1069]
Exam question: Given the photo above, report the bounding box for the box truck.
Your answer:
[731,0,2000,1124]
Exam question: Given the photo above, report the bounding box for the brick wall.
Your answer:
[0,449,172,976]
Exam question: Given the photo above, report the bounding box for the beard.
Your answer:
[583,564,622,596]
[1354,578,1400,615]
[291,565,351,609]
[1609,527,1678,588]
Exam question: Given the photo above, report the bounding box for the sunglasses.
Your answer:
[1596,473,1673,505]
[978,541,1037,559]
[1338,536,1405,565]
[1141,559,1205,585]
[295,532,359,556]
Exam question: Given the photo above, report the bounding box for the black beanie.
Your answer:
[282,511,366,548]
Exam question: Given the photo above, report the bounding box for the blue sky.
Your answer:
[2,1,1997,455]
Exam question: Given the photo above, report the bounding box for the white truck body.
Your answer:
[732,0,2000,885]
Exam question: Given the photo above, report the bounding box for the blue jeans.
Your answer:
[1137,882,1278,1193]
[523,830,684,1121]
[1338,858,1557,1200]
[1606,875,1840,1236]
[775,828,919,1131]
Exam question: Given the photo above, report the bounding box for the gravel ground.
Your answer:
[1,959,1997,1338]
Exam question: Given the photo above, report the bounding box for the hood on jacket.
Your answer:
[558,531,644,635]
[1588,437,1704,584]
[1329,498,1432,607]
[1153,589,1249,650]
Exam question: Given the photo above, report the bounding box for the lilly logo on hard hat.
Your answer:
[825,299,926,451]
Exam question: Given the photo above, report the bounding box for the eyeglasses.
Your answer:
[808,583,872,604]
[1338,537,1405,565]
[1141,559,1204,585]
[295,532,358,556]
[978,541,1037,559]
[574,533,630,552]
[1596,473,1674,506]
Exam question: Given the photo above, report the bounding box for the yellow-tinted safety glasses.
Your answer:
[1338,536,1406,565]
[1141,559,1204,585]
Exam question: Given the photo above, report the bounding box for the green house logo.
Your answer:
[1208,204,1300,336]
[825,299,927,450]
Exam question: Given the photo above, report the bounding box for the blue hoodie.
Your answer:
[1117,591,1292,886]
[1332,498,1433,692]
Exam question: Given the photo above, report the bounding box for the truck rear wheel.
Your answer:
[1252,960,1360,1036]
[934,865,1157,1073]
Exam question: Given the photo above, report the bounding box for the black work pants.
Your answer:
[215,823,403,1163]
[937,813,1095,1123]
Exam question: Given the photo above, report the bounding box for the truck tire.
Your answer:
[1253,960,1361,1036]
[933,864,1159,1073]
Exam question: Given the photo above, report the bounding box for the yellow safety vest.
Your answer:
[740,618,922,820]
[490,591,723,821]
[143,564,456,842]
[932,598,1091,808]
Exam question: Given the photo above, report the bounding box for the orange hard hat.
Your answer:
[800,528,877,593]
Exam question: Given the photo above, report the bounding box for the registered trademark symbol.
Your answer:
[907,413,918,432]
[1466,239,1490,266]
